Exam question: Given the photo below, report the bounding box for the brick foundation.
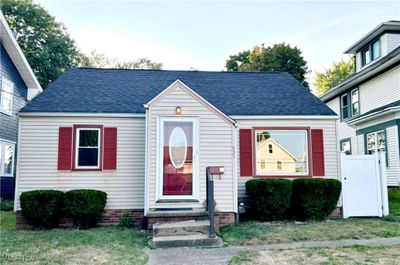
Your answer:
[16,209,144,229]
[329,207,342,219]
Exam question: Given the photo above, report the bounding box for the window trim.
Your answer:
[361,38,381,67]
[252,127,312,178]
[1,77,14,116]
[340,94,349,120]
[73,125,103,171]
[0,140,15,177]
[340,138,352,155]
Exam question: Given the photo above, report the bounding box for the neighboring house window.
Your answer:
[268,144,273,154]
[75,128,101,169]
[340,138,351,155]
[340,89,359,120]
[351,89,359,116]
[340,94,349,120]
[1,78,13,115]
[255,129,308,176]
[0,141,15,177]
[366,130,386,155]
[361,39,381,66]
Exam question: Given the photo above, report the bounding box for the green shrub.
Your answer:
[0,199,14,211]
[20,190,64,228]
[118,212,133,228]
[291,178,341,221]
[246,179,292,221]
[64,189,107,228]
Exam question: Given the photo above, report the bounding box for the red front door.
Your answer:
[163,121,193,196]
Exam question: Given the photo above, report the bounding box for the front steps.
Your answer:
[151,220,222,248]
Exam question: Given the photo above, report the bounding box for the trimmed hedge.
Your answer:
[246,179,292,221]
[64,189,107,228]
[20,190,64,228]
[291,178,341,221]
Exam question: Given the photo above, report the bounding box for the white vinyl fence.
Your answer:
[341,152,389,218]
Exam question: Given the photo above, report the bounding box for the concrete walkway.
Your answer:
[145,237,400,265]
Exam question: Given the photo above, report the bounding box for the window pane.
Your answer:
[372,40,380,60]
[341,140,351,155]
[367,133,376,150]
[377,131,385,150]
[79,130,99,147]
[351,90,358,103]
[341,95,348,106]
[3,144,14,175]
[363,49,371,65]
[342,106,349,119]
[352,102,359,116]
[78,148,99,166]
[256,130,308,175]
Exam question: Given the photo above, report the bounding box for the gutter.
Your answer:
[18,112,146,118]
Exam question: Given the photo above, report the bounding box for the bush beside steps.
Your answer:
[20,189,107,229]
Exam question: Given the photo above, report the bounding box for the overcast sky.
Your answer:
[36,0,399,89]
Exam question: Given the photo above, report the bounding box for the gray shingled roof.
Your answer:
[20,68,336,116]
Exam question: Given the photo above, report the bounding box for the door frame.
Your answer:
[156,116,199,201]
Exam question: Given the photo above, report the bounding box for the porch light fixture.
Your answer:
[175,106,182,115]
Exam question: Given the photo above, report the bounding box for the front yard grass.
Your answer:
[221,188,400,246]
[0,211,148,265]
[229,244,400,265]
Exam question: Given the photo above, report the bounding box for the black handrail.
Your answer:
[206,167,216,238]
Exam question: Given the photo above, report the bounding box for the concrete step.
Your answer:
[152,234,222,248]
[153,220,210,237]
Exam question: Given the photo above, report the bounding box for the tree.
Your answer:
[85,50,162,70]
[1,0,87,88]
[313,58,355,96]
[226,43,309,87]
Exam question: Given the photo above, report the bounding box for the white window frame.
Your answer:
[351,88,360,117]
[0,140,15,177]
[1,78,14,115]
[366,130,386,155]
[75,128,101,169]
[157,116,199,201]
[254,129,309,176]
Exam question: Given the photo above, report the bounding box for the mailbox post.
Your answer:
[206,166,224,238]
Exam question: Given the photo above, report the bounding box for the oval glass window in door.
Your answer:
[169,127,187,169]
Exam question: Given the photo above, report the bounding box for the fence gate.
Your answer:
[340,152,389,218]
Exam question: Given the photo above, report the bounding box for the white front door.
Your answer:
[158,117,199,200]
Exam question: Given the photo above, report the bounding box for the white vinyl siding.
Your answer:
[359,67,400,114]
[236,118,339,199]
[381,33,400,55]
[147,85,236,212]
[15,116,146,210]
[386,126,400,186]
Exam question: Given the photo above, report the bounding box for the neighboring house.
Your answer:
[0,12,42,200]
[321,20,400,187]
[15,68,338,229]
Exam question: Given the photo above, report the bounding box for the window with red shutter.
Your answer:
[103,127,117,170]
[58,127,73,170]
[239,129,253,176]
[311,129,325,176]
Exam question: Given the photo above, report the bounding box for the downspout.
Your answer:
[232,121,239,223]
[14,115,23,211]
[143,105,149,220]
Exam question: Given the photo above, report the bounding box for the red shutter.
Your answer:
[58,127,73,170]
[311,129,325,176]
[239,129,253,176]
[103,127,117,170]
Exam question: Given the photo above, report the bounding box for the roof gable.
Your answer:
[20,68,336,116]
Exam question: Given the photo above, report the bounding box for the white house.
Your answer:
[321,20,400,187]
[15,69,339,234]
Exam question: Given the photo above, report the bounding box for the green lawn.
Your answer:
[221,188,400,246]
[0,211,148,265]
[229,245,400,265]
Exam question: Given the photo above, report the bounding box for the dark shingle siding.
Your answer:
[21,68,336,116]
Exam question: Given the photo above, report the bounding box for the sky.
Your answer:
[36,0,400,89]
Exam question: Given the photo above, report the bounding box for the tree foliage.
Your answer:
[226,43,309,87]
[313,58,355,96]
[1,0,87,88]
[85,50,162,70]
